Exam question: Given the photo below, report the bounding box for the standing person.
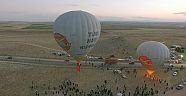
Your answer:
[91,63,94,67]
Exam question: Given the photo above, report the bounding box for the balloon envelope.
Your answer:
[136,41,170,68]
[54,11,101,60]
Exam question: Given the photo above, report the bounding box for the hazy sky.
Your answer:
[0,0,186,22]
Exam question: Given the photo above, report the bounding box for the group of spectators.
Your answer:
[30,80,115,96]
[30,67,185,96]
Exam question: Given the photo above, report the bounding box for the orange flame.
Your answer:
[146,70,155,75]
[144,70,160,81]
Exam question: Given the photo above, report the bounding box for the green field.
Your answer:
[23,24,53,29]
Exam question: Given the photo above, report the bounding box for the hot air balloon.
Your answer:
[137,41,170,68]
[54,11,101,72]
[136,41,170,80]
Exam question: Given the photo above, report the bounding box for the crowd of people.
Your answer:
[30,79,116,96]
[30,67,185,96]
[31,79,86,96]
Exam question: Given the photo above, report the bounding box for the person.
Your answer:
[180,65,184,70]
[128,92,130,96]
[163,91,166,94]
[35,90,39,96]
[171,87,173,90]
[91,63,94,67]
[44,91,47,95]
[104,80,107,85]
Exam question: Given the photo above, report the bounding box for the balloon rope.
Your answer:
[76,61,81,72]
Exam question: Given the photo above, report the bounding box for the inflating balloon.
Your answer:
[137,41,170,69]
[137,41,170,81]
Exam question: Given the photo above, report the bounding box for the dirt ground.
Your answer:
[0,61,186,96]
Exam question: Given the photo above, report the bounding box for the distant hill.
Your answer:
[101,21,186,30]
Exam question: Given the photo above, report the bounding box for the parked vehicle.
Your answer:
[176,84,184,90]
[121,74,127,79]
[172,71,178,76]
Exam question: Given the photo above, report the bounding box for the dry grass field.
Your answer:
[0,21,186,96]
[1,61,186,96]
[0,22,186,58]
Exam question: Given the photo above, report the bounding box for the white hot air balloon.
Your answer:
[54,10,101,72]
[136,41,170,69]
[136,41,170,80]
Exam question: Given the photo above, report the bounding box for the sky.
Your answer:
[0,0,186,22]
